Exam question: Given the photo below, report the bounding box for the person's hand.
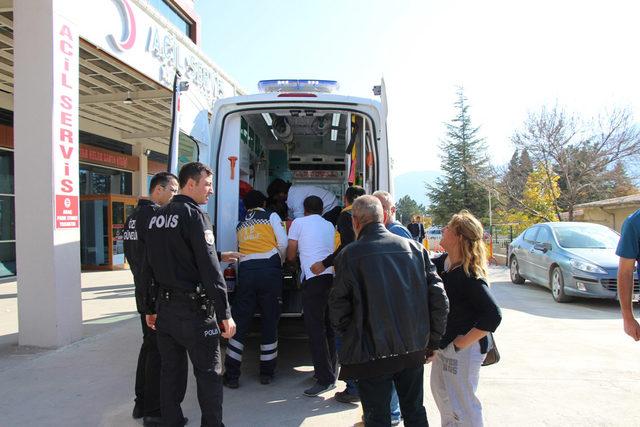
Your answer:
[221,251,243,263]
[623,317,640,341]
[424,348,438,364]
[222,318,236,339]
[146,314,157,330]
[310,261,325,275]
[452,336,469,351]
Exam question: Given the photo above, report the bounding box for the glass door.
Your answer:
[80,197,109,266]
[81,194,137,270]
[111,196,137,268]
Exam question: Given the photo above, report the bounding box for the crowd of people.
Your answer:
[123,163,503,427]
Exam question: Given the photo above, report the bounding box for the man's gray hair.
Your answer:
[372,190,394,211]
[352,195,384,225]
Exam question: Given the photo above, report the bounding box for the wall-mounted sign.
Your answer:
[292,170,344,179]
[53,15,79,229]
[148,26,225,101]
[71,0,235,104]
[79,144,139,171]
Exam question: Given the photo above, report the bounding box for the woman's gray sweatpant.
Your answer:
[430,341,486,426]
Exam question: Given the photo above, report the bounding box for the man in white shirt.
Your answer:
[287,195,337,396]
[268,179,341,224]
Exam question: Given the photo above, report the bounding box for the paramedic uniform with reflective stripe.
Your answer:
[224,208,287,382]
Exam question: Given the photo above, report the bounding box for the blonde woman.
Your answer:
[430,210,502,427]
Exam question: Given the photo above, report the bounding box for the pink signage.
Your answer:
[53,16,79,229]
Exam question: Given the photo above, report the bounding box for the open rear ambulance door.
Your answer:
[214,114,241,254]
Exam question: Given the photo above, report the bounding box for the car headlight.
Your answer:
[570,259,607,275]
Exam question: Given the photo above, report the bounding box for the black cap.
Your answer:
[243,190,267,209]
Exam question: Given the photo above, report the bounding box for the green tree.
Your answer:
[606,162,638,197]
[396,195,427,225]
[427,88,490,224]
[512,106,640,219]
[495,163,561,234]
[500,149,533,210]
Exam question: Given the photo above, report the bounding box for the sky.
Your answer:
[195,0,640,176]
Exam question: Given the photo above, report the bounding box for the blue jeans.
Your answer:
[335,335,358,395]
[358,364,427,426]
[391,386,401,421]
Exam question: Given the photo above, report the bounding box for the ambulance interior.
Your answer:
[231,109,378,315]
[237,110,377,208]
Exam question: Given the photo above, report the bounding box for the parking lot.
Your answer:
[0,267,639,426]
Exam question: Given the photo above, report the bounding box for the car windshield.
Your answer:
[553,225,619,249]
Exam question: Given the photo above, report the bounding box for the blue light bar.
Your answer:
[258,79,339,94]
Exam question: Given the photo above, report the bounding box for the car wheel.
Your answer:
[551,266,572,303]
[510,256,525,284]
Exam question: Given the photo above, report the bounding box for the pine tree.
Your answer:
[602,162,637,198]
[427,88,490,225]
[396,195,428,225]
[501,149,534,209]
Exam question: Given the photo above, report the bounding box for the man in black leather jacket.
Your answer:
[330,195,449,427]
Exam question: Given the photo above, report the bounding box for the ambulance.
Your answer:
[206,79,391,315]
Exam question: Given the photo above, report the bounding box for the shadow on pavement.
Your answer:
[0,284,135,300]
[221,328,358,426]
[491,279,631,320]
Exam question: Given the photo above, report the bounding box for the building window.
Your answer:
[178,133,199,170]
[146,132,200,186]
[0,148,14,278]
[149,0,193,39]
[80,164,132,196]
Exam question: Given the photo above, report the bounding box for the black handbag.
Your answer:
[482,332,500,366]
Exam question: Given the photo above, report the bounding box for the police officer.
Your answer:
[123,172,178,422]
[142,162,237,427]
[223,190,287,388]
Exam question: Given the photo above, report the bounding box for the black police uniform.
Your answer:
[123,199,162,418]
[143,194,231,427]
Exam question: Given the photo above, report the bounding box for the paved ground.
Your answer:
[0,267,639,426]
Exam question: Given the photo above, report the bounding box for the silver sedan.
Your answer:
[507,222,638,303]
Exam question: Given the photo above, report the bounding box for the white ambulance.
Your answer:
[207,79,391,315]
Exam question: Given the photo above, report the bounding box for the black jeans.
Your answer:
[358,364,428,427]
[225,255,283,380]
[156,294,224,427]
[134,314,161,416]
[301,274,337,385]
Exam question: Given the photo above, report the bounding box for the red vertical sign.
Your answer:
[53,16,79,229]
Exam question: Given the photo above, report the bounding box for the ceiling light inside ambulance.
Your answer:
[262,113,272,127]
[331,129,338,141]
[273,116,294,144]
[332,113,340,127]
[258,79,339,94]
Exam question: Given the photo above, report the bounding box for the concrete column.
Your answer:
[132,142,149,197]
[14,0,82,347]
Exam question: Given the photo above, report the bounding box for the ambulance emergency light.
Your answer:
[258,79,339,94]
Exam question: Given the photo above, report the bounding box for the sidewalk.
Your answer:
[0,271,366,426]
[1,267,639,426]
[0,270,139,373]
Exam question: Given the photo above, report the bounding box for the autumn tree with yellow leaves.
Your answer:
[495,163,561,234]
